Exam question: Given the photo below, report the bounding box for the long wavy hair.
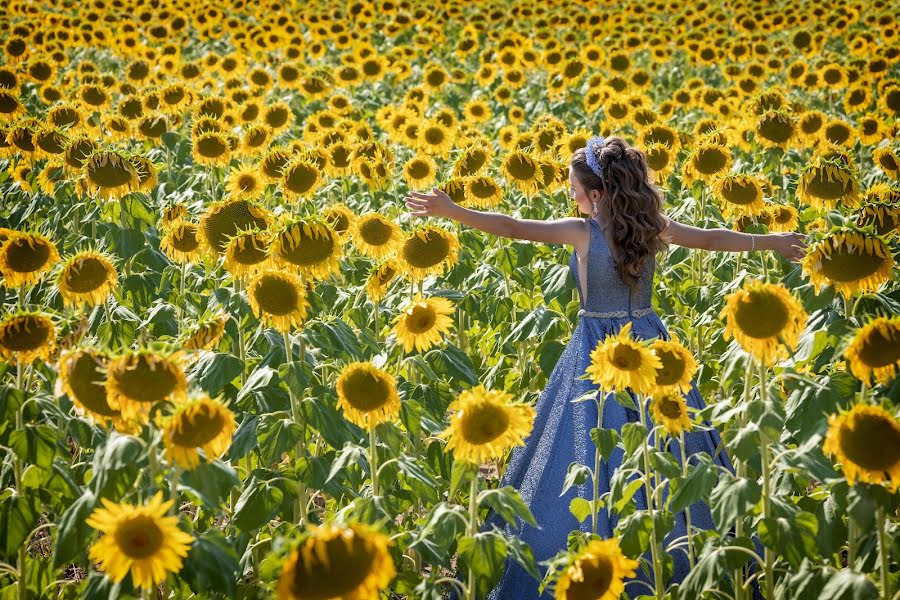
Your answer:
[570,136,668,288]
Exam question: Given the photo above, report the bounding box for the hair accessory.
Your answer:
[584,135,606,179]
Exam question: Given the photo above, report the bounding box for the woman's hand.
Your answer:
[403,188,460,220]
[768,232,807,262]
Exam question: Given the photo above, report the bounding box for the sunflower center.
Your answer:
[805,167,853,200]
[196,135,228,159]
[460,403,510,444]
[506,154,537,180]
[254,277,300,315]
[359,218,394,246]
[283,163,318,194]
[757,115,794,143]
[839,413,900,471]
[0,316,53,352]
[278,227,334,266]
[694,147,729,175]
[170,405,226,447]
[819,247,884,283]
[646,148,671,172]
[65,352,115,416]
[402,232,450,269]
[858,327,900,369]
[113,355,179,404]
[469,178,498,199]
[232,236,268,265]
[611,343,643,372]
[406,304,437,333]
[204,200,269,252]
[570,554,614,597]
[655,349,686,386]
[5,238,50,273]
[407,160,431,180]
[172,226,200,252]
[341,370,391,412]
[733,290,789,339]
[657,396,685,419]
[722,180,759,205]
[63,257,110,293]
[88,157,135,188]
[288,533,377,598]
[114,515,165,560]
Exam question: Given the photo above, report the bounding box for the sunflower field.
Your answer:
[1,0,900,598]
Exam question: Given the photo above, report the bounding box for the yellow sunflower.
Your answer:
[160,221,202,264]
[199,198,272,255]
[465,175,504,208]
[393,294,455,353]
[585,321,661,394]
[0,312,56,364]
[351,212,403,259]
[720,280,808,365]
[398,226,460,281]
[682,141,732,185]
[321,203,356,242]
[873,147,900,180]
[277,523,395,600]
[225,163,265,199]
[650,390,693,438]
[366,259,402,303]
[0,230,60,287]
[403,154,437,188]
[56,250,117,307]
[182,314,228,351]
[501,150,542,195]
[57,348,118,422]
[555,538,639,600]
[844,317,900,385]
[802,228,894,297]
[86,492,193,589]
[768,204,800,232]
[797,157,860,210]
[162,395,237,469]
[247,269,310,332]
[223,229,271,280]
[272,220,342,280]
[81,150,141,200]
[649,339,697,394]
[336,362,402,429]
[438,384,536,464]
[106,350,188,421]
[711,174,767,219]
[280,155,322,201]
[823,404,900,491]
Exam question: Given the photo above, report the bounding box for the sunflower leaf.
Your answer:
[478,486,537,528]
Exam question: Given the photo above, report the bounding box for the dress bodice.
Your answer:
[568,217,655,315]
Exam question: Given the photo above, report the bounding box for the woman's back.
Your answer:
[569,217,655,316]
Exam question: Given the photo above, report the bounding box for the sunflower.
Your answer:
[418,119,454,158]
[644,142,675,183]
[585,321,661,394]
[336,362,401,429]
[162,395,237,469]
[823,404,900,491]
[712,174,766,219]
[682,141,732,185]
[439,384,535,464]
[247,269,310,332]
[82,150,140,200]
[0,312,56,364]
[720,280,808,365]
[797,156,860,210]
[351,213,403,259]
[650,390,693,438]
[366,259,402,303]
[86,492,193,589]
[844,317,900,385]
[452,144,493,178]
[649,339,697,394]
[192,131,231,167]
[464,175,504,208]
[199,198,272,255]
[183,314,228,351]
[855,197,900,236]
[398,226,460,281]
[36,161,67,195]
[402,154,437,188]
[223,229,271,280]
[57,348,118,421]
[393,294,455,353]
[554,538,639,600]
[321,203,356,242]
[797,110,826,142]
[280,155,322,201]
[873,147,900,180]
[277,523,395,600]
[130,156,158,192]
[0,230,60,287]
[802,228,894,297]
[501,150,541,195]
[160,221,202,264]
[106,350,188,421]
[768,204,800,232]
[225,163,265,199]
[753,109,796,149]
[56,250,117,307]
[272,220,341,281]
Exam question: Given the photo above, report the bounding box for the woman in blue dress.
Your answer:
[404,136,806,599]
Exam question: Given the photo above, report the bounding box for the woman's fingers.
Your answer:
[409,190,437,200]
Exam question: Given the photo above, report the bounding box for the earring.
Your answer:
[592,200,598,214]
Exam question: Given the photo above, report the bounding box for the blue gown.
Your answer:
[448,217,745,599]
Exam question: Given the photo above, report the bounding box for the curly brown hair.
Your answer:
[570,136,668,287]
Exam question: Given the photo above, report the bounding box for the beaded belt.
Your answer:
[578,307,655,319]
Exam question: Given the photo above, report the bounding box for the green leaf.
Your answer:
[569,497,593,523]
[613,390,637,410]
[256,413,303,465]
[505,533,541,580]
[182,530,239,599]
[325,442,367,486]
[502,307,555,344]
[180,460,240,509]
[478,486,537,528]
[616,511,653,557]
[232,477,284,532]
[0,491,40,560]
[621,422,648,455]
[561,463,591,496]
[10,424,58,470]
[758,511,819,568]
[227,414,258,460]
[449,459,478,501]
[612,479,644,514]
[817,568,879,600]
[667,457,718,513]
[709,475,762,531]
[589,427,619,461]
[458,531,508,599]
[408,502,468,566]
[53,490,96,566]
[427,343,478,385]
[190,352,244,395]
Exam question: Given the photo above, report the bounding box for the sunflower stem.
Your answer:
[465,473,478,600]
[17,284,26,309]
[638,393,664,600]
[680,430,695,569]
[878,506,891,598]
[170,465,180,515]
[15,360,26,600]
[369,423,379,497]
[591,390,606,535]
[757,358,775,600]
[848,514,858,570]
[374,300,381,345]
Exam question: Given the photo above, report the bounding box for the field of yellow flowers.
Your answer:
[1,0,899,598]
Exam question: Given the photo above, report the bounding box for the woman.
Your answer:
[404,136,805,599]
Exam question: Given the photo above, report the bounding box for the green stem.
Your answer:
[848,515,857,571]
[374,300,381,345]
[639,394,664,600]
[465,474,478,600]
[680,431,695,569]
[15,360,26,600]
[878,507,890,598]
[758,359,775,600]
[369,424,379,497]
[170,465,180,516]
[734,359,754,600]
[17,284,25,310]
[591,390,606,535]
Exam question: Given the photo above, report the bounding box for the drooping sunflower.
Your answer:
[56,250,117,307]
[272,220,342,280]
[855,197,900,236]
[650,390,693,438]
[247,269,310,332]
[336,362,401,429]
[720,280,808,365]
[398,226,460,281]
[182,313,228,351]
[711,174,766,219]
[199,198,272,255]
[452,144,493,178]
[873,147,900,180]
[682,141,732,185]
[439,384,535,464]
[191,131,231,167]
[160,221,202,264]
[753,109,796,149]
[351,212,403,259]
[823,404,900,491]
[225,163,265,199]
[644,142,675,183]
[366,258,402,303]
[796,156,860,210]
[106,350,188,421]
[222,229,270,280]
[81,150,140,200]
[585,321,661,394]
[280,155,322,201]
[277,523,396,600]
[649,339,697,394]
[843,317,900,385]
[162,394,237,469]
[393,294,455,353]
[57,348,119,422]
[0,312,56,364]
[0,230,60,287]
[321,203,356,242]
[802,228,894,297]
[402,154,437,188]
[86,492,194,589]
[554,538,639,600]
[501,150,542,196]
[465,175,504,208]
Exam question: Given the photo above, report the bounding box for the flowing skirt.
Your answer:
[448,313,747,599]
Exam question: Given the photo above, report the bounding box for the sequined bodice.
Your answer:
[568,217,655,314]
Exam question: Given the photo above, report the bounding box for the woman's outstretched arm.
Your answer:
[661,215,807,262]
[404,187,587,248]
